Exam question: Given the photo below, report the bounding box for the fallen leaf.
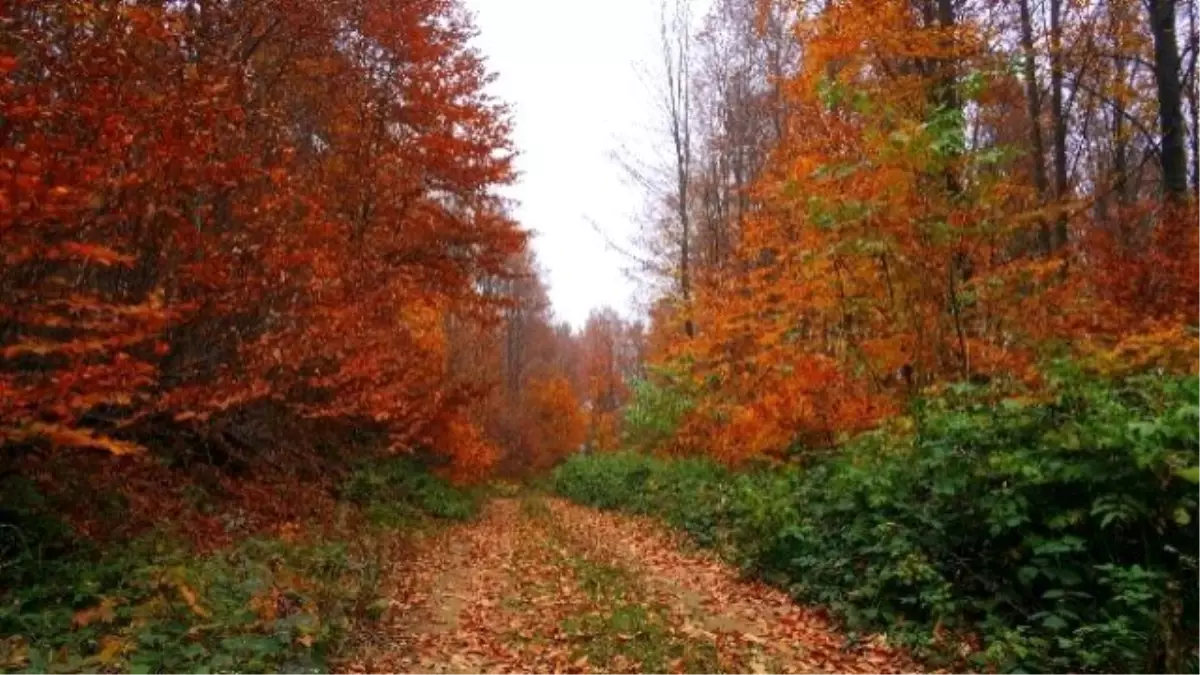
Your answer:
[72,598,117,628]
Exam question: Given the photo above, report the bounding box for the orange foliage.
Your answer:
[0,0,529,474]
[580,308,644,451]
[523,375,587,471]
[642,0,1197,463]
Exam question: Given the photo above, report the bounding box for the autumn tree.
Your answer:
[1,0,530,477]
[631,0,1197,463]
[691,0,797,270]
[445,250,592,476]
[579,308,646,451]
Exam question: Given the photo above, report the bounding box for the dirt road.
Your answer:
[341,497,916,674]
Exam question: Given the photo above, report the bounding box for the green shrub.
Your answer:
[622,365,694,451]
[339,456,479,525]
[553,369,1200,672]
[0,455,479,673]
[0,475,78,588]
[0,525,386,673]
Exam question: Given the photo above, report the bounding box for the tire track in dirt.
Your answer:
[341,498,568,673]
[545,498,920,673]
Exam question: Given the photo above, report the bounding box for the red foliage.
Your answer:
[0,0,531,473]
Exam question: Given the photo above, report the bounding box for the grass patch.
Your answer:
[568,556,637,603]
[518,494,551,520]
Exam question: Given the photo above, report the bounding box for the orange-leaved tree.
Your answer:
[636,0,1196,463]
[522,374,587,472]
[1,0,527,475]
[580,308,646,451]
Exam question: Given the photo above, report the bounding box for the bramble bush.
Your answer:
[553,368,1200,672]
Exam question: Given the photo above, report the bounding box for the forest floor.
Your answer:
[337,496,918,674]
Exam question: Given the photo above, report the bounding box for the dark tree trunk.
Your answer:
[936,0,961,195]
[1188,0,1198,192]
[1049,0,1070,246]
[1017,0,1053,254]
[1149,0,1189,201]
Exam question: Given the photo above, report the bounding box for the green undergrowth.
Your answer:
[553,368,1200,673]
[0,456,480,673]
[338,456,484,525]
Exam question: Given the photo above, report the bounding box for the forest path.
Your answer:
[339,496,917,674]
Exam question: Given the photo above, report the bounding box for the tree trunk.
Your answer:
[675,103,694,337]
[936,0,961,196]
[1149,0,1189,200]
[663,0,695,337]
[1017,0,1053,254]
[1049,0,1069,246]
[933,0,970,377]
[1113,55,1133,207]
[1186,0,1198,192]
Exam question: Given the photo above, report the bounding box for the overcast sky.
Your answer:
[465,0,662,329]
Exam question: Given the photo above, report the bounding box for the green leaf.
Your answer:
[1171,401,1200,417]
[1173,507,1191,526]
[1174,466,1200,484]
[1018,566,1038,585]
[1128,421,1157,439]
[1041,613,1069,630]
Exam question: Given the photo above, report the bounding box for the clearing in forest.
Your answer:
[339,497,916,674]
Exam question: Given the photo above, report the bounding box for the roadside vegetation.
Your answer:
[555,368,1200,672]
[0,455,479,673]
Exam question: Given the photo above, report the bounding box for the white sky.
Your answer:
[465,0,662,329]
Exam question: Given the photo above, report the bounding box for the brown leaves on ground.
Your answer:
[339,497,919,674]
[545,499,919,673]
[343,499,585,673]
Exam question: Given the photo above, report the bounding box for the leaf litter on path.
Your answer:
[338,496,921,674]
[544,499,920,674]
